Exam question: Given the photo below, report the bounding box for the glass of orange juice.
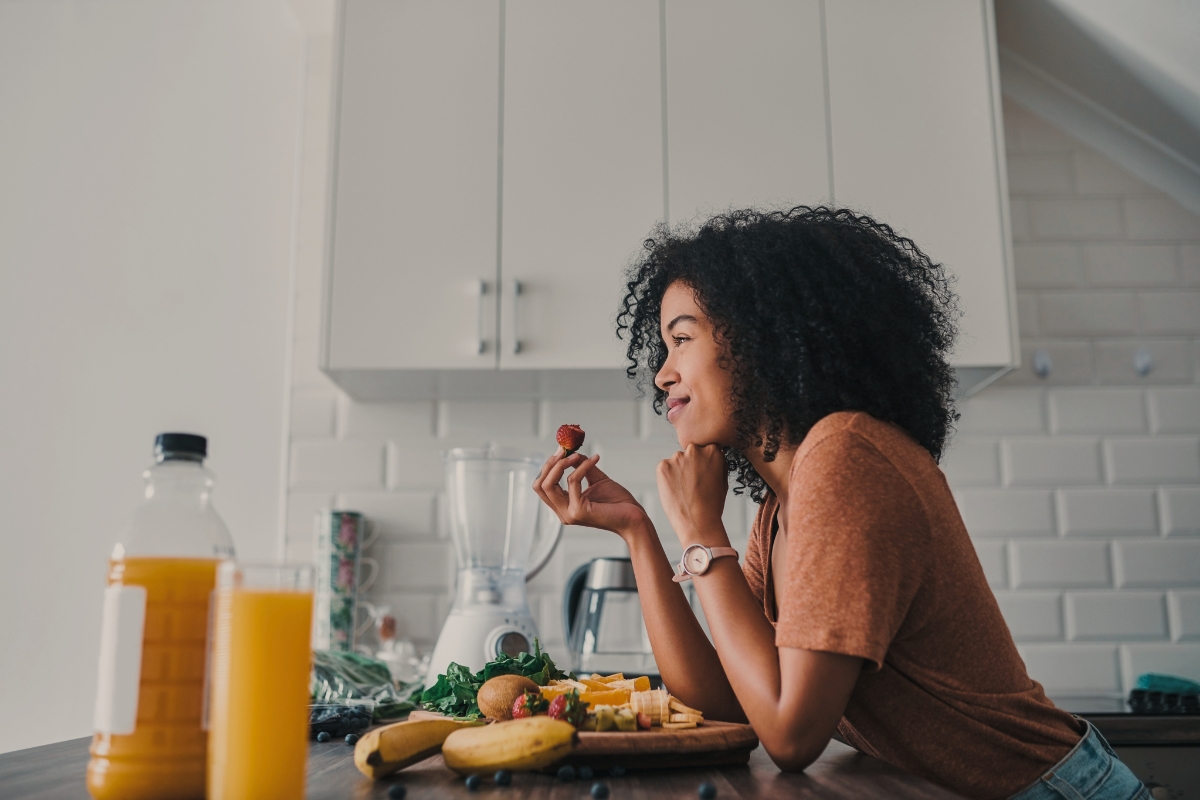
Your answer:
[207,562,314,800]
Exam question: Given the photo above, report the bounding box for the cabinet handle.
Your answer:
[510,279,523,355]
[474,279,488,355]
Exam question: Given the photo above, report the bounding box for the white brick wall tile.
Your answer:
[1012,245,1083,289]
[1120,644,1200,689]
[341,400,435,439]
[956,489,1055,537]
[1149,389,1200,433]
[995,592,1063,641]
[1124,197,1200,241]
[388,440,452,491]
[640,401,679,442]
[1057,489,1158,537]
[534,594,565,646]
[1168,591,1200,641]
[560,531,630,582]
[541,400,639,441]
[335,492,436,539]
[290,390,337,438]
[378,541,454,591]
[1138,292,1200,335]
[1003,439,1102,485]
[957,388,1046,434]
[973,541,1009,589]
[1161,487,1200,536]
[1030,199,1123,241]
[1016,114,1078,154]
[1115,540,1200,588]
[367,591,440,642]
[291,440,385,490]
[1049,389,1146,434]
[940,440,1000,486]
[1182,244,1200,286]
[286,491,332,538]
[1104,438,1200,484]
[1082,245,1178,287]
[285,538,314,564]
[1009,198,1032,242]
[1094,339,1194,385]
[439,401,537,439]
[1007,154,1073,194]
[1019,645,1121,694]
[1073,152,1153,195]
[1038,293,1137,336]
[1066,592,1167,640]
[1013,541,1111,588]
[998,341,1093,386]
[1016,294,1039,337]
[594,440,682,490]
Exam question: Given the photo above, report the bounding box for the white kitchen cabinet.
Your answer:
[499,0,663,369]
[825,0,1017,387]
[665,0,831,223]
[325,0,500,371]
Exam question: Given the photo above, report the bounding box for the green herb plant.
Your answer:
[420,639,569,719]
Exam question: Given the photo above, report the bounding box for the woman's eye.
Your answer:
[672,336,689,347]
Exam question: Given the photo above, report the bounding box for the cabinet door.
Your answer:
[500,0,664,369]
[327,0,500,370]
[665,0,830,223]
[825,0,1015,369]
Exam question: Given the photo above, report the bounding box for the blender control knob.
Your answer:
[497,631,530,657]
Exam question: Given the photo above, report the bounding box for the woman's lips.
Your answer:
[666,397,688,422]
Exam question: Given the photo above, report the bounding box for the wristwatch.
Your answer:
[672,544,739,582]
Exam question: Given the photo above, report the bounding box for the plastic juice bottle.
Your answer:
[207,564,314,800]
[87,433,235,800]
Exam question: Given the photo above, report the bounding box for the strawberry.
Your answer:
[556,424,585,455]
[511,690,548,719]
[546,690,588,727]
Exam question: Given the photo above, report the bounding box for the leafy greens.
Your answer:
[420,640,569,719]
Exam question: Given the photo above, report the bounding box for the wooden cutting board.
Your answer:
[408,710,759,770]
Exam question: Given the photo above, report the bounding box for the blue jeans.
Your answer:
[1009,720,1150,800]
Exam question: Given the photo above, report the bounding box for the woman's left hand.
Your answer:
[656,444,729,545]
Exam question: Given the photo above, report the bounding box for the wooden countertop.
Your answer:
[0,735,962,799]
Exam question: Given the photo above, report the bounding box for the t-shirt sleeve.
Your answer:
[775,431,929,670]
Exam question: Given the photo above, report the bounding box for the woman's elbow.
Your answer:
[761,737,824,773]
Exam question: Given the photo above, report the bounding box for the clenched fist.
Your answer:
[656,444,729,546]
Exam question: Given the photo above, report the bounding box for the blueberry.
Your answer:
[698,781,717,799]
[316,731,331,743]
[578,766,593,780]
[494,769,512,786]
[557,765,577,782]
[465,774,482,791]
[387,785,407,799]
[591,782,610,799]
[609,765,626,777]
[345,733,359,745]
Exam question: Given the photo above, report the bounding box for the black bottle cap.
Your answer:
[154,432,207,460]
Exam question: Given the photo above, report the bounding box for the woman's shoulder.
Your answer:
[795,411,931,470]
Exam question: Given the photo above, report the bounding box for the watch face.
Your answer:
[683,546,710,575]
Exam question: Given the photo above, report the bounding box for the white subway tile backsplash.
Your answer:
[1015,113,1078,154]
[1012,245,1083,289]
[1168,591,1200,641]
[378,541,454,591]
[286,491,332,538]
[1009,198,1032,242]
[995,592,1063,641]
[1082,244,1178,287]
[1124,197,1200,241]
[1104,438,1200,484]
[1049,389,1146,434]
[1013,541,1111,588]
[335,492,436,539]
[1003,439,1102,485]
[973,541,1009,589]
[999,341,1093,386]
[370,592,441,642]
[1072,152,1153,196]
[1149,389,1200,433]
[1039,292,1137,336]
[1007,154,1073,195]
[1066,592,1167,640]
[1030,199,1123,241]
[1017,294,1039,337]
[956,489,1055,537]
[1138,292,1200,335]
[1057,489,1158,537]
[940,440,1000,486]
[956,389,1045,434]
[290,390,337,438]
[1019,645,1122,694]
[341,400,435,439]
[1093,339,1194,385]
[286,538,314,564]
[387,440,456,491]
[594,440,682,490]
[291,440,386,490]
[1161,487,1200,536]
[1120,644,1200,689]
[1115,540,1200,588]
[1182,245,1200,286]
[640,401,679,441]
[438,401,537,439]
[541,400,639,441]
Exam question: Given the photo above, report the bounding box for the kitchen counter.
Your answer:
[0,734,963,799]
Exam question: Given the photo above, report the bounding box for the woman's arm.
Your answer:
[657,444,862,770]
[532,451,742,721]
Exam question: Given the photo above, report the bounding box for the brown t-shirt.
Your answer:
[744,411,1084,799]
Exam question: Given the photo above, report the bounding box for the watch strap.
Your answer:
[671,545,739,582]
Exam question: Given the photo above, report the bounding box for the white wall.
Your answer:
[0,1,303,753]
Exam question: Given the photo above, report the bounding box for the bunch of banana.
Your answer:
[441,716,578,774]
[353,717,478,779]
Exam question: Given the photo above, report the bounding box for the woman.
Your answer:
[533,207,1148,800]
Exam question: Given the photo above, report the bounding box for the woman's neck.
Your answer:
[744,444,799,508]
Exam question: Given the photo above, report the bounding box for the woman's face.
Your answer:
[654,281,738,449]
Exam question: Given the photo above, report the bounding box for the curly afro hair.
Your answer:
[616,206,960,503]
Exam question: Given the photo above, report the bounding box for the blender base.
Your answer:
[425,607,539,688]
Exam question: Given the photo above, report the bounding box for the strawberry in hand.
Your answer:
[556,424,585,456]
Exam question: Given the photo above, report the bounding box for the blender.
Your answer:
[425,447,562,686]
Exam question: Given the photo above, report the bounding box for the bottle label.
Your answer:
[92,585,147,735]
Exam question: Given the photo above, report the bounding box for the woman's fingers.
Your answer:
[566,454,601,511]
[540,452,585,503]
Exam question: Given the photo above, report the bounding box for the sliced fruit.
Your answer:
[662,721,698,730]
[442,716,578,774]
[668,696,703,716]
[580,688,630,709]
[669,712,703,723]
[579,678,612,692]
[594,673,624,683]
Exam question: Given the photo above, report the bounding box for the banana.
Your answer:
[353,718,477,779]
[441,716,578,774]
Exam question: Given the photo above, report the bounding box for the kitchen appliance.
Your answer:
[425,447,562,686]
[564,558,658,677]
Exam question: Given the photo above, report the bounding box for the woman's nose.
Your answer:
[654,360,677,392]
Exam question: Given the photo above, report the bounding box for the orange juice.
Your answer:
[87,557,219,800]
[207,585,313,800]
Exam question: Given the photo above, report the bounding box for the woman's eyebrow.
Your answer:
[666,314,698,332]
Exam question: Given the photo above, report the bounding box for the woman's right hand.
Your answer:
[532,451,649,538]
